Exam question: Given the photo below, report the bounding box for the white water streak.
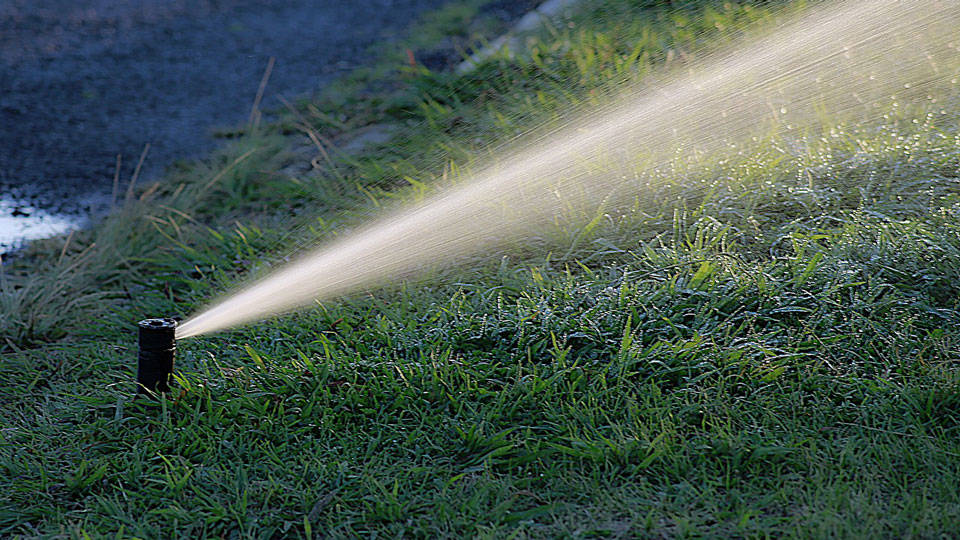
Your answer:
[178,0,960,338]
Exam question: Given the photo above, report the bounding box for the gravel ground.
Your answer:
[0,0,460,250]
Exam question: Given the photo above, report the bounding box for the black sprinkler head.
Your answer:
[137,318,177,396]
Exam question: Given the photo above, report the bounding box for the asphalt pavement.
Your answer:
[0,0,458,250]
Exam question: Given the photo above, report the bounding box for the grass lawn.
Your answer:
[2,0,960,537]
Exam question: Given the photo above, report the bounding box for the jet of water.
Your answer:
[177,0,960,339]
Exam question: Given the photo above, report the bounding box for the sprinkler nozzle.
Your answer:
[137,318,177,396]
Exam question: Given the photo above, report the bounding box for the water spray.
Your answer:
[175,0,960,339]
[136,318,177,396]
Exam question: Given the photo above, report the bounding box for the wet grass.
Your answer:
[3,0,960,537]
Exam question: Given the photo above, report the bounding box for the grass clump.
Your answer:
[3,0,960,537]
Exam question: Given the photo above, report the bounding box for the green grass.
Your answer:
[3,0,960,537]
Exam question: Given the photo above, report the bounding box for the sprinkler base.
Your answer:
[137,318,177,396]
